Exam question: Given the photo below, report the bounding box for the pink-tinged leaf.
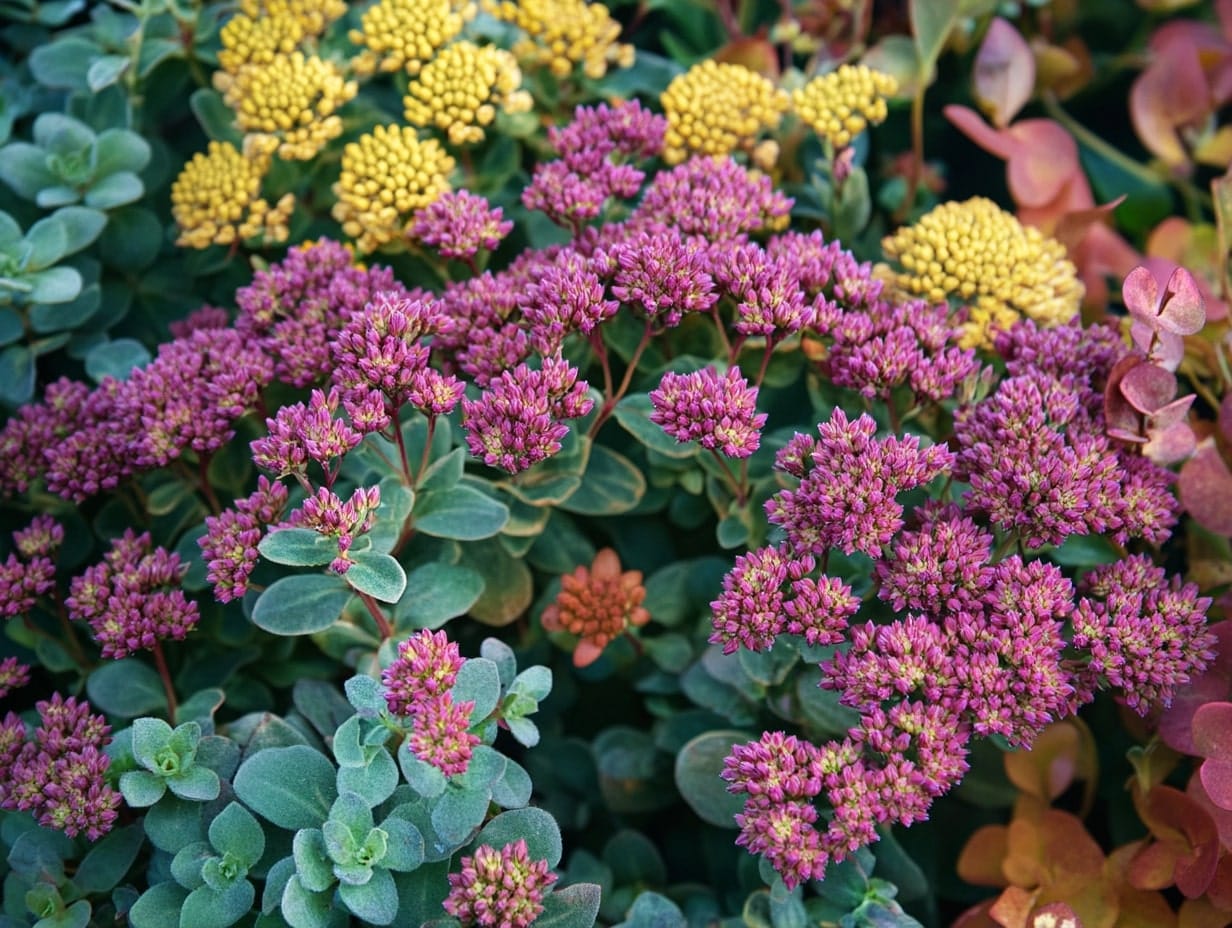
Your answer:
[1128,839,1179,891]
[1179,442,1232,535]
[1188,774,1232,852]
[1144,786,1220,898]
[944,104,1017,158]
[1152,394,1197,429]
[1218,394,1232,445]
[974,18,1035,128]
[1152,331,1185,372]
[1198,758,1232,811]
[1004,120,1079,208]
[1158,267,1207,335]
[1053,197,1125,253]
[1130,319,1156,355]
[1160,674,1232,754]
[1144,419,1197,466]
[1124,265,1161,325]
[1108,428,1149,443]
[1192,702,1232,760]
[1130,39,1211,168]
[1121,363,1178,414]
[1105,355,1147,436]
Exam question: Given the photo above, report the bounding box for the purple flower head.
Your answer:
[875,502,993,617]
[332,292,449,408]
[0,515,60,618]
[66,531,199,659]
[522,161,612,231]
[252,387,363,478]
[0,657,30,700]
[409,693,480,778]
[709,546,813,654]
[767,410,953,558]
[722,730,824,802]
[169,304,230,339]
[462,358,594,474]
[550,100,666,165]
[443,838,558,928]
[783,573,861,646]
[407,368,466,417]
[411,190,513,259]
[649,366,767,458]
[294,484,381,572]
[13,515,64,559]
[633,156,792,239]
[710,241,812,337]
[610,229,718,328]
[382,629,466,717]
[735,796,828,889]
[824,615,956,711]
[520,249,619,354]
[1073,555,1215,714]
[236,239,414,387]
[199,476,290,603]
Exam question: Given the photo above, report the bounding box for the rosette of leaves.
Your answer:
[0,205,106,404]
[0,113,150,210]
[128,802,265,928]
[118,718,222,807]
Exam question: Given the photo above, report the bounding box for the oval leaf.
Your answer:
[251,574,353,635]
[233,745,337,830]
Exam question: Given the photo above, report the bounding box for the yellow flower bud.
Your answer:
[403,41,528,145]
[791,64,897,149]
[222,52,357,161]
[238,0,346,36]
[882,197,1084,349]
[171,142,294,250]
[483,0,632,80]
[348,0,476,76]
[331,126,456,253]
[660,60,790,165]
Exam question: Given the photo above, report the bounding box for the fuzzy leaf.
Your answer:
[234,745,337,830]
[209,802,265,869]
[251,573,352,635]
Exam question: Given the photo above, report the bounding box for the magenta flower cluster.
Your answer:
[66,529,199,659]
[713,316,1214,888]
[0,515,62,619]
[443,838,558,928]
[199,476,290,603]
[0,694,120,840]
[381,629,480,777]
[411,189,513,260]
[650,366,767,458]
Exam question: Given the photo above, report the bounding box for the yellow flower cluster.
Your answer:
[792,64,898,148]
[403,41,533,145]
[216,14,305,78]
[881,196,1084,350]
[349,0,476,76]
[660,61,790,165]
[171,142,294,250]
[238,0,347,36]
[222,51,357,161]
[331,126,456,253]
[484,0,633,79]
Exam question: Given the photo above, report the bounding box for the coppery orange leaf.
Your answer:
[960,825,1013,887]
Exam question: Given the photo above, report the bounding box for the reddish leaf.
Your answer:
[1203,852,1232,909]
[1105,355,1147,437]
[1188,771,1232,849]
[1178,896,1232,928]
[989,886,1039,928]
[974,18,1035,128]
[1179,442,1232,536]
[1193,702,1232,760]
[1004,120,1080,208]
[1129,840,1182,890]
[1053,198,1125,253]
[1144,417,1198,466]
[1004,721,1096,802]
[1140,786,1220,898]
[953,901,1002,928]
[1123,266,1162,326]
[960,825,1012,887]
[1121,363,1178,414]
[1160,674,1232,754]
[1159,267,1208,335]
[1130,37,1211,168]
[1219,394,1232,445]
[1200,758,1232,812]
[945,103,1018,158]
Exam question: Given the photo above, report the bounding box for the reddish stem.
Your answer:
[152,640,178,721]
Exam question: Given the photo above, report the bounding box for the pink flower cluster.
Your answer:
[443,839,558,928]
[66,530,199,659]
[0,515,61,618]
[382,629,480,777]
[0,656,30,700]
[0,327,272,502]
[0,694,120,839]
[411,190,513,261]
[650,366,767,459]
[199,476,290,603]
[462,356,594,474]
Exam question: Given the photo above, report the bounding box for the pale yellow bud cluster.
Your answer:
[171,142,294,250]
[222,51,357,161]
[238,0,347,36]
[484,0,633,79]
[349,0,476,76]
[403,41,532,145]
[792,64,897,148]
[216,14,305,79]
[660,61,790,165]
[331,126,456,253]
[882,196,1085,350]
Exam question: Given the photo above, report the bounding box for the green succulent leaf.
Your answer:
[0,141,58,199]
[414,484,510,540]
[126,882,189,928]
[251,573,353,635]
[180,880,255,928]
[395,561,485,630]
[86,658,167,717]
[376,816,424,872]
[473,807,563,869]
[292,829,336,894]
[339,865,398,925]
[259,528,340,567]
[119,768,167,808]
[209,802,266,870]
[452,657,502,722]
[344,551,407,603]
[73,824,144,894]
[86,54,129,92]
[234,745,338,830]
[26,266,82,305]
[170,841,213,890]
[0,344,35,406]
[282,874,348,928]
[337,747,399,808]
[84,171,143,209]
